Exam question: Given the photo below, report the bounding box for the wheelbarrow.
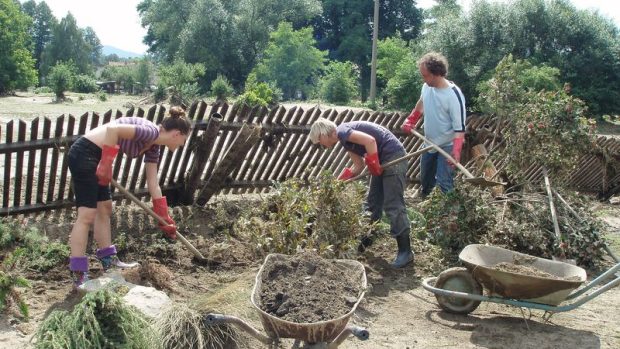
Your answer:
[204,254,370,349]
[422,244,620,319]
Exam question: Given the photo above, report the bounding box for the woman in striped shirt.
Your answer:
[66,106,191,288]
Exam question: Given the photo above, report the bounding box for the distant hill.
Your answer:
[102,45,143,59]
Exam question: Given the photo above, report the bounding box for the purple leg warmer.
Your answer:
[96,245,117,259]
[69,256,89,272]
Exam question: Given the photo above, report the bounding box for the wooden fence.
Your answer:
[1,101,618,216]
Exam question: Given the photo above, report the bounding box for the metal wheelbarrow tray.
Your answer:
[460,244,586,305]
[423,244,620,315]
[205,253,369,348]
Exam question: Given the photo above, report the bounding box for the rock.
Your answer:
[77,271,171,318]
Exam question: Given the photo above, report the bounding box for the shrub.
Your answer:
[235,172,371,259]
[47,62,76,100]
[73,74,99,93]
[384,55,422,110]
[238,81,279,108]
[97,90,107,101]
[33,86,53,94]
[153,84,168,103]
[318,61,359,104]
[210,74,234,102]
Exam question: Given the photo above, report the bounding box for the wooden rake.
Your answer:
[111,179,207,261]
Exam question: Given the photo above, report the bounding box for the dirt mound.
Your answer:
[258,251,363,323]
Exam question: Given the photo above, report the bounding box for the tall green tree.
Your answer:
[21,0,56,76]
[253,22,327,99]
[82,27,102,67]
[417,0,620,115]
[312,0,423,100]
[39,13,94,79]
[0,0,38,93]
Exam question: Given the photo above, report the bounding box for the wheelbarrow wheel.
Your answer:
[434,267,482,315]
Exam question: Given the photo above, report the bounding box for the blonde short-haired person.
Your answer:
[309,118,413,268]
[67,106,191,288]
[401,52,466,197]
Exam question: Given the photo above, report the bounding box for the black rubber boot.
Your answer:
[391,233,414,268]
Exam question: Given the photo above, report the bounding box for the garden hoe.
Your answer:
[111,179,207,262]
[409,129,506,188]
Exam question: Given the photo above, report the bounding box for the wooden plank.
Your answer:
[270,106,305,183]
[13,120,27,207]
[176,101,208,183]
[202,104,241,183]
[46,116,65,203]
[181,110,222,204]
[35,118,51,204]
[284,106,321,180]
[256,106,291,184]
[230,106,269,194]
[249,106,287,185]
[25,118,40,205]
[58,115,75,201]
[3,121,13,208]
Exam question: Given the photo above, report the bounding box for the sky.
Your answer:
[24,0,620,55]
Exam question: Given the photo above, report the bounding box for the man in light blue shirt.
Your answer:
[401,52,466,197]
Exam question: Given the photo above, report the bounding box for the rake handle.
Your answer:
[110,179,206,260]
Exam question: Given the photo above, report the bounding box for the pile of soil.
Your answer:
[493,262,580,281]
[258,251,364,323]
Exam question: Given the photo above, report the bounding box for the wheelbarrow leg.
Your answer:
[204,313,274,346]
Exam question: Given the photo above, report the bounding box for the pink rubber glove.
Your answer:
[337,167,355,181]
[95,145,119,186]
[401,110,422,134]
[364,152,383,176]
[152,196,177,239]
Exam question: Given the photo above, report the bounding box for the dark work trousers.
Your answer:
[366,151,411,238]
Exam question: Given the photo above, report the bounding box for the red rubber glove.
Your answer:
[450,137,464,168]
[152,196,177,239]
[364,152,383,176]
[337,167,354,181]
[401,110,422,134]
[95,145,119,186]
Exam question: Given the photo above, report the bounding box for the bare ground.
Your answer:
[1,193,619,349]
[1,94,619,348]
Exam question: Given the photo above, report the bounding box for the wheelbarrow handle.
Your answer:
[204,313,273,345]
[110,179,206,261]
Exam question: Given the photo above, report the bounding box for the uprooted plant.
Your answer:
[34,288,154,349]
[235,172,372,258]
[417,183,607,267]
[0,248,31,320]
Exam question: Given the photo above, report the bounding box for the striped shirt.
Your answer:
[115,117,160,163]
[421,82,467,148]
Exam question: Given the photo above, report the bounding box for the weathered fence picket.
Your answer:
[0,102,618,216]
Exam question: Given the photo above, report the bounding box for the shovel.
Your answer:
[346,146,433,182]
[409,130,506,187]
[542,170,576,265]
[111,179,207,261]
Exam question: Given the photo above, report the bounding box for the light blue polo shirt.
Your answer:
[421,82,466,148]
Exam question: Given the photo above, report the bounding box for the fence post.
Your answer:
[180,112,223,204]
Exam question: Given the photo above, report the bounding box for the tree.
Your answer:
[39,13,94,79]
[253,22,327,99]
[312,0,423,100]
[82,27,102,67]
[21,0,57,78]
[0,0,38,93]
[416,0,620,115]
